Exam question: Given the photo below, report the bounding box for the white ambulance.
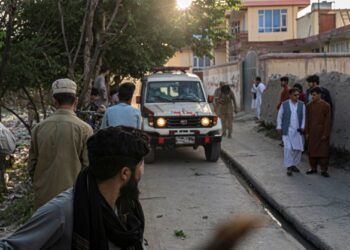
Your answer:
[138,67,222,163]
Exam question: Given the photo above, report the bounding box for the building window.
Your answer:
[330,41,349,53]
[193,55,211,68]
[258,9,287,33]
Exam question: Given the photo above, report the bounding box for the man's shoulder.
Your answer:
[320,99,331,108]
[282,100,290,105]
[37,112,92,133]
[109,104,140,113]
[35,188,73,218]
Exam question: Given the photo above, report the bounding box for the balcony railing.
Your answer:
[231,31,248,43]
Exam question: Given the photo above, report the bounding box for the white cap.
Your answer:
[52,78,77,95]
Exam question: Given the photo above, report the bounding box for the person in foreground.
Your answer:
[277,88,306,176]
[305,87,332,177]
[0,126,150,250]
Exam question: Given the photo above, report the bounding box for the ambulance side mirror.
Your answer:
[208,95,214,103]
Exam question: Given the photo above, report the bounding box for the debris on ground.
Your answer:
[174,229,187,239]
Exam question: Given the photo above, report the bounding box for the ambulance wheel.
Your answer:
[204,142,221,162]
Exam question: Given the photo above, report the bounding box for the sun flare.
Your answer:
[176,0,193,10]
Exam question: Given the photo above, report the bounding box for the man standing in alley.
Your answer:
[277,88,306,176]
[28,79,93,208]
[305,75,332,109]
[277,76,290,111]
[101,82,141,129]
[213,81,225,113]
[217,84,238,138]
[94,65,110,107]
[305,87,332,177]
[252,77,266,120]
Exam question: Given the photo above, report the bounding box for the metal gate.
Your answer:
[242,51,258,111]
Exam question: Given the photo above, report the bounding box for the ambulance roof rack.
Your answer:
[152,67,190,74]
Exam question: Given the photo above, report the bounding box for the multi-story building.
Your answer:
[228,0,350,57]
[164,45,227,80]
[228,0,310,60]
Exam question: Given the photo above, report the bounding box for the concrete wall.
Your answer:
[202,62,242,110]
[259,53,350,151]
[259,53,350,81]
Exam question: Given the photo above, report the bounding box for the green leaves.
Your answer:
[1,0,240,90]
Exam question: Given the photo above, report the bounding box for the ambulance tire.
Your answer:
[204,142,221,162]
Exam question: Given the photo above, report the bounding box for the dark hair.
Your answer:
[280,76,289,82]
[310,86,322,95]
[293,83,303,92]
[53,93,76,106]
[87,126,150,181]
[289,88,300,95]
[221,84,231,95]
[100,65,110,74]
[256,76,261,82]
[90,87,99,97]
[119,82,136,102]
[306,74,320,85]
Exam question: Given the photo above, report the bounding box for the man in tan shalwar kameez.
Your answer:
[217,84,238,138]
[28,79,93,208]
[305,87,331,177]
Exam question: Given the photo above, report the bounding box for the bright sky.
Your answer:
[298,0,350,17]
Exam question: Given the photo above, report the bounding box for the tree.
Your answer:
[1,0,240,111]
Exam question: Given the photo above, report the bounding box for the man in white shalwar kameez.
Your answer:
[277,88,306,176]
[252,77,266,120]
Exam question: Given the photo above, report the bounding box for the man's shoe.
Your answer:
[291,166,300,173]
[321,172,330,178]
[306,169,317,175]
[287,167,293,176]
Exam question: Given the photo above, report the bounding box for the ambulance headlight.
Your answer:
[201,117,211,127]
[156,117,167,128]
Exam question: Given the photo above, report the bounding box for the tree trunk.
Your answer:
[0,1,17,98]
[38,84,47,119]
[78,0,100,109]
[21,86,40,123]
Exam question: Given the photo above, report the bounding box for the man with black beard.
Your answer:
[0,126,149,250]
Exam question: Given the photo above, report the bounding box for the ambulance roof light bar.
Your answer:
[152,67,190,74]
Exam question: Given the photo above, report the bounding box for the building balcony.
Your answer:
[230,31,249,51]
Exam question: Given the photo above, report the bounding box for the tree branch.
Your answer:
[0,1,17,97]
[58,0,72,66]
[21,86,40,123]
[105,0,123,32]
[0,103,31,135]
[103,19,129,47]
[71,0,90,76]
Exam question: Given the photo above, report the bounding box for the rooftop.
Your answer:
[241,0,310,7]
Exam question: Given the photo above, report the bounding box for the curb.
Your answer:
[221,149,333,250]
